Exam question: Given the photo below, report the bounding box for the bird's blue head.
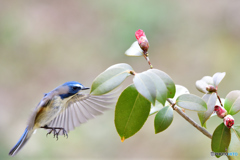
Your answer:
[59,81,89,99]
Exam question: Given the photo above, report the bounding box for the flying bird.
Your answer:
[9,81,114,156]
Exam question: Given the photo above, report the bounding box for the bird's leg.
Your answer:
[40,125,68,140]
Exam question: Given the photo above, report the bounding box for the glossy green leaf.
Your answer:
[224,90,240,115]
[211,123,231,158]
[115,84,151,141]
[196,80,209,94]
[165,85,190,106]
[213,72,226,87]
[228,128,240,160]
[202,76,214,85]
[150,102,163,115]
[176,94,207,112]
[196,72,225,94]
[170,85,189,101]
[195,76,213,93]
[133,71,156,105]
[232,125,240,141]
[198,93,217,127]
[144,70,168,105]
[91,63,133,95]
[154,106,173,134]
[149,69,176,98]
[125,41,143,56]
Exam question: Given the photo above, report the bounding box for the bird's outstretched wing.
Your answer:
[46,93,115,135]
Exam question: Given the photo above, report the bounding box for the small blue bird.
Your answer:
[9,81,113,156]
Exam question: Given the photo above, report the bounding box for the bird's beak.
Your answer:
[82,87,90,90]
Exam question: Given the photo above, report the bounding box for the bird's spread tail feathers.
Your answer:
[9,126,32,156]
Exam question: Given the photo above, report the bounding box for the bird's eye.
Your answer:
[72,86,79,90]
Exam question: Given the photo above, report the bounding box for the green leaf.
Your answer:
[91,63,133,95]
[133,71,156,105]
[171,85,189,100]
[224,90,240,115]
[125,41,143,56]
[149,69,176,98]
[198,93,217,127]
[144,70,168,105]
[165,85,190,108]
[213,72,226,87]
[195,76,213,93]
[154,106,173,134]
[176,94,207,112]
[211,123,231,158]
[115,84,151,141]
[150,102,163,115]
[228,128,240,159]
[232,125,240,141]
[201,76,214,85]
[196,72,225,94]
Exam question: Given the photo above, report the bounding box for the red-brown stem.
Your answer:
[142,53,153,69]
[216,91,223,107]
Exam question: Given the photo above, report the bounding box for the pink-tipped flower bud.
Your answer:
[135,29,146,40]
[224,115,234,128]
[135,29,149,53]
[138,36,149,53]
[214,105,227,119]
[206,85,217,92]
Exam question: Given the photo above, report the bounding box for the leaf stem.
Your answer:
[167,98,212,139]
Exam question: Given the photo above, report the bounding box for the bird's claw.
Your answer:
[41,126,68,140]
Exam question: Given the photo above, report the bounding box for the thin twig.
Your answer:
[167,98,212,139]
[142,53,153,69]
[216,91,223,107]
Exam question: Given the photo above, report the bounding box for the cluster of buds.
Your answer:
[135,29,149,54]
[214,105,234,128]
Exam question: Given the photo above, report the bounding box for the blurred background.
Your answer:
[1,0,240,160]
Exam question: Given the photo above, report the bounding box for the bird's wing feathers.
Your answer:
[47,93,114,135]
[27,93,54,129]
